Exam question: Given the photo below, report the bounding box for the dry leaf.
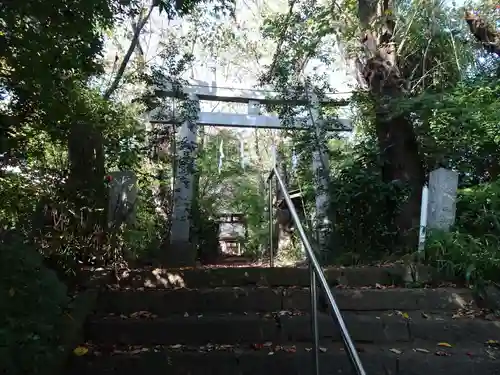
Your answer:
[485,340,500,347]
[401,312,410,319]
[130,348,149,355]
[169,344,183,349]
[414,348,430,353]
[319,347,328,353]
[437,342,452,348]
[73,346,89,356]
[421,312,429,319]
[389,348,402,355]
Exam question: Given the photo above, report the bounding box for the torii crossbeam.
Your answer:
[149,81,352,131]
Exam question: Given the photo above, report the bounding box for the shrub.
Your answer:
[426,230,500,285]
[0,231,69,375]
[425,179,500,285]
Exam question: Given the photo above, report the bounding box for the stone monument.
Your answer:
[107,170,138,229]
[427,167,459,231]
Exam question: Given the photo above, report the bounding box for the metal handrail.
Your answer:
[267,166,366,375]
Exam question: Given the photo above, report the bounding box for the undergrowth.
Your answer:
[0,230,70,375]
[425,180,500,287]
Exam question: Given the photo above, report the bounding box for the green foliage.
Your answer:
[327,140,405,263]
[426,230,500,286]
[456,180,500,236]
[0,231,69,375]
[194,130,268,258]
[426,180,500,285]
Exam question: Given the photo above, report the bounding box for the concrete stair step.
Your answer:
[86,311,500,346]
[112,264,453,290]
[67,341,500,375]
[97,287,475,315]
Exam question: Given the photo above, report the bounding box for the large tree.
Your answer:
[355,0,425,248]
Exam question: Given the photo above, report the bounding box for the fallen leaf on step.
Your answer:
[263,342,273,347]
[169,344,183,349]
[375,283,385,289]
[305,348,312,352]
[485,340,500,347]
[130,348,149,355]
[414,348,430,353]
[402,312,410,319]
[389,348,402,355]
[268,351,274,355]
[285,346,296,353]
[130,311,157,319]
[73,346,89,356]
[437,342,452,348]
[319,347,328,353]
[435,350,451,356]
[421,312,429,319]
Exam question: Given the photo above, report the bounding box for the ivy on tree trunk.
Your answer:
[356,0,425,249]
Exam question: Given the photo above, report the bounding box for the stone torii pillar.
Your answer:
[309,91,332,261]
[167,93,200,267]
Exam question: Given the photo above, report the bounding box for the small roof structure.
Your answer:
[216,213,247,242]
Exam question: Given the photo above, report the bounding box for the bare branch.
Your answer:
[104,2,156,99]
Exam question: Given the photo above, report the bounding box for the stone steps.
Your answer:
[67,266,500,375]
[97,287,474,314]
[86,310,500,345]
[69,342,500,375]
[111,264,452,290]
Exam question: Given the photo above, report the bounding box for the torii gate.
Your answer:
[149,80,351,266]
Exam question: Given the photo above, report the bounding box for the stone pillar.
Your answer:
[427,167,459,231]
[309,92,332,260]
[168,93,199,267]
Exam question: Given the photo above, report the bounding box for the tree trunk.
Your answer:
[67,121,107,229]
[464,11,500,57]
[357,0,425,250]
[66,2,156,241]
[275,145,292,258]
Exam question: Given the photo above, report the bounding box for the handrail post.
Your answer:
[268,177,274,268]
[309,263,320,375]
